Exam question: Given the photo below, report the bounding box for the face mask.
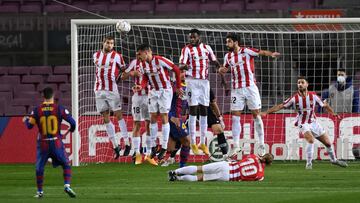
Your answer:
[337,76,346,84]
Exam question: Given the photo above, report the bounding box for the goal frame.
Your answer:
[71,18,360,166]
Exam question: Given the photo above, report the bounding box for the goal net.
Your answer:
[71,19,360,166]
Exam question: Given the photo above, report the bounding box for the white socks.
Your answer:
[199,116,207,145]
[178,175,198,182]
[161,123,170,149]
[232,116,241,149]
[150,123,158,147]
[306,143,314,165]
[189,115,197,144]
[254,116,265,145]
[327,145,337,162]
[132,136,141,154]
[145,135,152,155]
[118,119,130,145]
[105,122,118,148]
[175,165,197,175]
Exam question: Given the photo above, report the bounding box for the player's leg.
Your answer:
[114,110,131,156]
[303,131,315,169]
[198,79,210,155]
[198,105,209,155]
[231,89,245,153]
[247,86,265,155]
[179,135,191,167]
[316,131,348,168]
[132,121,142,165]
[211,123,228,157]
[144,119,158,165]
[158,113,170,160]
[161,136,177,167]
[186,78,200,154]
[101,110,121,159]
[34,143,48,198]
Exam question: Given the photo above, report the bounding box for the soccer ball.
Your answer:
[116,20,131,33]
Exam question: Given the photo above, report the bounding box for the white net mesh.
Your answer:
[75,21,360,164]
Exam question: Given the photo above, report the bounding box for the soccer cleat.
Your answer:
[144,155,158,166]
[258,144,266,156]
[34,191,43,198]
[331,160,348,168]
[161,157,175,167]
[190,144,200,155]
[114,145,121,159]
[198,144,210,155]
[64,187,76,198]
[168,170,177,181]
[135,153,142,165]
[305,163,313,170]
[123,145,131,156]
[157,148,167,160]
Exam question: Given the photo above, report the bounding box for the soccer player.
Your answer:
[179,28,223,155]
[134,44,184,161]
[93,36,131,159]
[161,76,191,167]
[219,32,281,156]
[23,87,76,198]
[121,55,157,165]
[261,76,348,169]
[168,153,273,182]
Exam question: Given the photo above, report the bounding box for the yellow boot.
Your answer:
[144,155,158,166]
[135,153,142,165]
[198,143,210,155]
[191,144,200,155]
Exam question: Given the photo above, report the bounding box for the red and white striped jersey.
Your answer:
[179,43,217,80]
[125,59,149,96]
[223,47,260,89]
[142,55,179,90]
[283,91,325,126]
[228,154,265,182]
[93,50,125,92]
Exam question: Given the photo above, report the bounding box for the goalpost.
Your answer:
[71,18,360,166]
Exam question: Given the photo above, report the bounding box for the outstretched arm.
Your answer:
[262,103,285,116]
[258,50,280,58]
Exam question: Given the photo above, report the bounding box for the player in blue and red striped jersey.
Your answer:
[23,87,76,198]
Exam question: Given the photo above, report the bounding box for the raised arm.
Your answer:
[258,50,280,58]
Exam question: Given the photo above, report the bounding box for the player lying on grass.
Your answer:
[23,87,76,198]
[168,153,273,182]
[261,76,348,169]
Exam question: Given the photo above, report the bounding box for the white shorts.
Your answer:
[231,85,261,111]
[148,88,173,114]
[202,161,230,181]
[131,94,150,121]
[185,78,210,106]
[298,121,326,138]
[95,90,122,113]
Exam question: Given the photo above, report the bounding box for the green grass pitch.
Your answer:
[1,161,360,203]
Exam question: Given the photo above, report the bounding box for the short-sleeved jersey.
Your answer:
[223,47,260,89]
[142,55,180,90]
[228,154,265,181]
[283,91,325,126]
[27,102,76,141]
[93,50,126,92]
[179,43,217,80]
[125,59,149,96]
[169,82,188,121]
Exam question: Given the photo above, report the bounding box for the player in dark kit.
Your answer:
[23,87,76,198]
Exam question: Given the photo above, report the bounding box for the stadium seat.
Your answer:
[64,0,89,12]
[22,75,43,84]
[12,98,39,107]
[31,66,53,75]
[0,84,12,92]
[0,67,8,75]
[59,83,71,92]
[220,0,245,12]
[5,106,27,116]
[0,75,21,84]
[177,0,200,12]
[268,0,290,10]
[0,92,12,103]
[44,2,65,13]
[46,75,68,83]
[8,67,30,75]
[87,1,108,12]
[53,66,71,75]
[14,84,36,93]
[0,2,19,13]
[0,99,5,115]
[200,0,221,13]
[14,91,41,99]
[130,0,155,13]
[245,0,269,10]
[108,0,131,12]
[20,2,42,13]
[155,0,178,13]
[290,0,314,9]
